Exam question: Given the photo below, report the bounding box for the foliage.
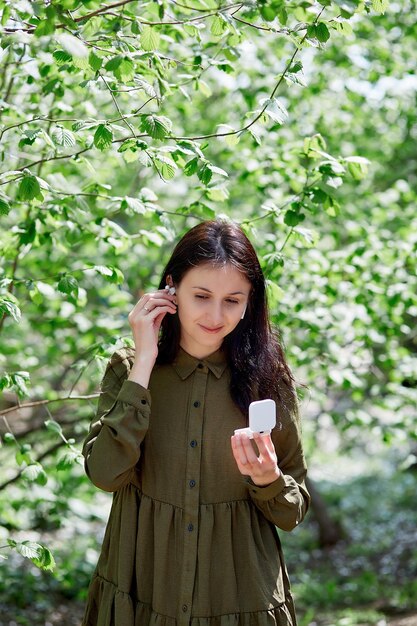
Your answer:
[0,0,416,617]
[283,461,417,624]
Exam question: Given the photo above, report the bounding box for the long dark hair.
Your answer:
[156,219,297,415]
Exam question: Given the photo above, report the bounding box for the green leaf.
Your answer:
[140,26,160,51]
[0,295,21,322]
[197,79,212,98]
[316,22,331,43]
[211,15,227,36]
[21,463,48,485]
[19,220,37,244]
[0,196,11,216]
[73,55,90,70]
[206,186,229,202]
[45,419,63,435]
[284,210,305,226]
[266,279,285,308]
[94,124,113,151]
[198,163,212,186]
[135,79,157,98]
[2,432,15,445]
[260,6,276,21]
[372,0,389,13]
[105,56,122,72]
[208,164,228,178]
[57,275,79,298]
[115,57,135,82]
[57,449,84,470]
[52,49,73,65]
[94,265,124,283]
[121,197,147,214]
[32,546,56,572]
[140,115,172,140]
[12,371,30,398]
[289,61,303,73]
[262,98,288,125]
[89,51,102,72]
[17,541,42,560]
[184,157,199,176]
[278,7,288,24]
[217,124,239,147]
[17,175,41,201]
[344,156,371,180]
[155,155,177,181]
[15,541,55,572]
[51,126,76,148]
[1,5,11,26]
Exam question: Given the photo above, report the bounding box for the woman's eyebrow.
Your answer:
[192,286,245,295]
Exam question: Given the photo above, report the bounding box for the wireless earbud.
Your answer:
[165,285,176,295]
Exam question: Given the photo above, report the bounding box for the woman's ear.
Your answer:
[165,274,176,295]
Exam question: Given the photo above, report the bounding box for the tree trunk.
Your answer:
[306,476,344,547]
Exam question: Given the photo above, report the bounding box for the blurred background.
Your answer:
[0,0,416,624]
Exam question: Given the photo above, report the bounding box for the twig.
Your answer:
[99,71,137,137]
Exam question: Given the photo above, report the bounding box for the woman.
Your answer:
[82,218,310,626]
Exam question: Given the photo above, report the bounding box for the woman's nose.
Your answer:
[207,301,223,324]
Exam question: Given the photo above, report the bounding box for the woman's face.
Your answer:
[175,263,251,359]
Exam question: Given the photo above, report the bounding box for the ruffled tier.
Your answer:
[82,483,296,625]
[82,575,296,626]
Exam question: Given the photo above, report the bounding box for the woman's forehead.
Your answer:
[181,263,251,290]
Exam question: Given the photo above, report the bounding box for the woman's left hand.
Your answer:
[231,431,281,486]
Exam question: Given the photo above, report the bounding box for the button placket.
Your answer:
[178,364,208,625]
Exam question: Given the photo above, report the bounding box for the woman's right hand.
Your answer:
[126,287,177,389]
[128,287,177,364]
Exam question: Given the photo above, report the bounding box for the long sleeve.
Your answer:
[246,380,310,531]
[82,348,151,492]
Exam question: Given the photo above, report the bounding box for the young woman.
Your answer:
[82,219,310,626]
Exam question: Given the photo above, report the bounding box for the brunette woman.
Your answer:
[82,218,310,626]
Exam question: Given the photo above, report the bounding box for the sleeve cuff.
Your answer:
[246,472,286,501]
[117,379,152,410]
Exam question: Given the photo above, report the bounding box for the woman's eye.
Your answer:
[226,299,239,305]
[195,295,208,299]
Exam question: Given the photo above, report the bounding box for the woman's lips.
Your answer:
[199,324,223,334]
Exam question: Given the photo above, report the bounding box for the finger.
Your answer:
[143,299,177,314]
[230,436,251,475]
[147,305,177,320]
[233,433,259,466]
[240,436,260,464]
[146,295,177,307]
[253,432,274,458]
[231,434,250,467]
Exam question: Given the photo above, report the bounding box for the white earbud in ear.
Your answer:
[241,304,247,320]
[165,285,176,295]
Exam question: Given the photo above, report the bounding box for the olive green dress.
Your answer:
[81,346,310,626]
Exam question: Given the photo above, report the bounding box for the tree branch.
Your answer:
[0,394,100,418]
[2,1,245,33]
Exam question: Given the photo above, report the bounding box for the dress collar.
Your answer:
[172,346,228,380]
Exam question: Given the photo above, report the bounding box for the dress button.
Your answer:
[189,479,196,488]
[197,363,204,369]
[187,523,194,532]
[190,440,197,448]
[182,604,188,612]
[193,400,200,408]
